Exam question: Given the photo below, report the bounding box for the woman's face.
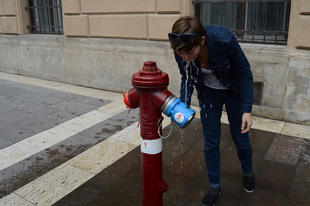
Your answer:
[175,36,205,63]
[176,46,201,63]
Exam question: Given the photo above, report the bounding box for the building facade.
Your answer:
[0,0,309,125]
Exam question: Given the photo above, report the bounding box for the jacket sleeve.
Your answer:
[174,51,194,106]
[225,35,254,113]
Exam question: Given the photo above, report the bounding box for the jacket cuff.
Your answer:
[240,103,253,113]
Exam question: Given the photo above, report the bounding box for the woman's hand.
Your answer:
[241,113,252,133]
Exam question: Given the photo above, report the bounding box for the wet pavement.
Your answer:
[0,72,310,206]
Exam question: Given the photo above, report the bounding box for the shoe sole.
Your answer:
[244,188,254,193]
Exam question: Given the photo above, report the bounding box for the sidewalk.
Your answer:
[0,72,309,206]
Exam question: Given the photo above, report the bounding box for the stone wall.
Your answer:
[1,0,310,46]
[62,0,193,40]
[287,0,310,49]
[0,0,30,34]
[0,35,309,125]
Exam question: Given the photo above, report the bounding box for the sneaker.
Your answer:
[243,171,255,193]
[201,187,221,206]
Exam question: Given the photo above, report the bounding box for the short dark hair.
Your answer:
[170,16,206,52]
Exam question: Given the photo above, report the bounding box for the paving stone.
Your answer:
[121,163,142,185]
[49,91,109,107]
[220,139,242,176]
[0,80,58,95]
[0,117,139,198]
[0,80,38,91]
[264,134,303,166]
[0,132,91,198]
[37,96,66,105]
[168,149,205,179]
[0,137,13,149]
[288,182,310,205]
[0,85,28,98]
[0,122,36,143]
[18,101,62,116]
[219,173,246,205]
[109,108,140,126]
[179,170,209,206]
[89,147,141,188]
[46,110,80,125]
[293,139,310,183]
[56,93,111,107]
[0,108,32,124]
[163,170,197,206]
[240,187,288,206]
[14,116,60,133]
[53,100,98,116]
[162,118,202,168]
[255,160,295,195]
[0,95,26,108]
[85,178,141,206]
[249,128,276,157]
[14,92,49,103]
[52,181,104,206]
[79,119,128,140]
[0,104,12,114]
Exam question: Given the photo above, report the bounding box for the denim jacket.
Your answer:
[174,25,253,113]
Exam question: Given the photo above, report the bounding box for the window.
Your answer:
[26,0,63,34]
[193,0,291,45]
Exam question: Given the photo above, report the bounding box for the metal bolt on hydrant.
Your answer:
[123,61,196,206]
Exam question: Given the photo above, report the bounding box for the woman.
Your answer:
[169,16,255,206]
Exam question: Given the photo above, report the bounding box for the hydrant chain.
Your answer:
[124,108,140,130]
[157,117,173,139]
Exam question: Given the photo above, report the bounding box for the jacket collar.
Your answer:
[205,32,218,63]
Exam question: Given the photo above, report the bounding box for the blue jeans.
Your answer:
[199,85,253,188]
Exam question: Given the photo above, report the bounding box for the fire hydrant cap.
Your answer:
[132,61,169,88]
[143,61,158,72]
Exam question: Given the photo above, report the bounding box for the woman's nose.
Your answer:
[182,55,190,61]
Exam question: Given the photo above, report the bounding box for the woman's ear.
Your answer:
[201,36,205,44]
[199,36,206,48]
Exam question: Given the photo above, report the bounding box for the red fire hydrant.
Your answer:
[123,61,195,206]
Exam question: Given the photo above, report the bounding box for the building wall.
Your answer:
[62,0,193,40]
[1,35,309,125]
[1,1,309,45]
[287,0,310,49]
[0,0,309,125]
[0,0,30,34]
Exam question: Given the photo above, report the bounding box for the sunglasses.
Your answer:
[168,33,200,44]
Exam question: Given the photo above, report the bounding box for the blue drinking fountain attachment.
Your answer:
[161,94,196,128]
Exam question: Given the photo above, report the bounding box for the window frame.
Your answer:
[193,0,291,45]
[26,0,63,35]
